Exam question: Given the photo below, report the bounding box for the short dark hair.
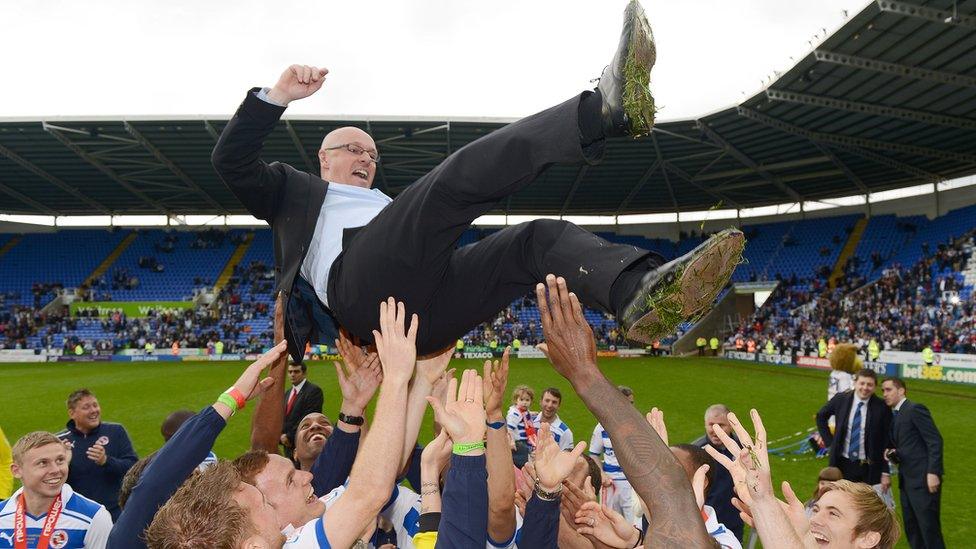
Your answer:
[617,385,634,397]
[161,410,196,441]
[672,444,717,497]
[66,388,95,409]
[855,368,877,382]
[288,363,307,373]
[542,387,562,402]
[581,454,602,496]
[883,377,906,391]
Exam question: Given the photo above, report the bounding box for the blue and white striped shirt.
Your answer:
[589,423,625,480]
[0,484,112,548]
[532,415,574,451]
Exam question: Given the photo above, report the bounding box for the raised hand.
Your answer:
[574,501,640,548]
[234,339,288,400]
[334,352,383,413]
[336,328,367,371]
[420,429,453,476]
[267,64,328,105]
[533,422,587,491]
[704,409,773,504]
[372,298,418,387]
[417,345,454,386]
[535,274,599,385]
[560,476,596,535]
[691,464,710,509]
[646,407,668,446]
[426,369,487,448]
[482,347,510,418]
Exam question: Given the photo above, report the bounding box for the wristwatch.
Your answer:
[338,412,365,426]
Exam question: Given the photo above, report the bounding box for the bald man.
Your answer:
[212,1,744,362]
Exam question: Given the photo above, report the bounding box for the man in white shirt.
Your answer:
[0,432,112,549]
[212,0,744,364]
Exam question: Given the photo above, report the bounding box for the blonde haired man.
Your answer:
[0,431,112,548]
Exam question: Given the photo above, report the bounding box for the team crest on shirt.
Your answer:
[50,530,69,549]
[95,436,110,446]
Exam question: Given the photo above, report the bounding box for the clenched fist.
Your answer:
[267,64,328,106]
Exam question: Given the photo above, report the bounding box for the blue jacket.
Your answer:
[58,420,137,521]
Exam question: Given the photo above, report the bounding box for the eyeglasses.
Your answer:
[322,143,380,164]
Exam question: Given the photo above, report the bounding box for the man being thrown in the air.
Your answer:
[212,0,745,362]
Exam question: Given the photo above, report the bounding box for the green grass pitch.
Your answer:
[3,356,974,547]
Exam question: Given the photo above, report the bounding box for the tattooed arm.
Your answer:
[534,274,712,548]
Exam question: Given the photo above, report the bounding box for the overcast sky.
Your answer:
[3,0,868,120]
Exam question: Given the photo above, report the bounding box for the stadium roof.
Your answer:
[0,0,974,218]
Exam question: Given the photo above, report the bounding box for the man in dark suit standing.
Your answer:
[692,403,744,542]
[210,1,745,365]
[280,363,324,452]
[816,368,892,491]
[882,377,945,549]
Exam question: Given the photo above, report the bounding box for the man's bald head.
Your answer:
[318,126,378,189]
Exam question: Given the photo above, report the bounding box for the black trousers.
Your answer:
[837,456,870,483]
[900,477,945,549]
[328,93,650,354]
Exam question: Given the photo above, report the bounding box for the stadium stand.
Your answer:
[2,203,973,356]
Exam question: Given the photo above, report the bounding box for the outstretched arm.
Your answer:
[211,64,327,221]
[323,299,416,549]
[483,349,518,545]
[108,342,287,549]
[535,274,711,548]
[250,292,288,452]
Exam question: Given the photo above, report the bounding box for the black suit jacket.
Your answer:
[212,89,334,363]
[816,391,891,484]
[891,399,944,488]
[282,381,324,446]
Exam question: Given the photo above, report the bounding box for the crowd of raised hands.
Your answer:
[93,273,899,548]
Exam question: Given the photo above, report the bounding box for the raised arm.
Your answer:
[518,422,587,549]
[108,341,287,549]
[706,409,816,549]
[250,292,288,452]
[211,64,327,221]
[483,348,518,545]
[426,369,490,549]
[322,298,416,548]
[535,274,712,548]
[403,346,453,472]
[309,351,381,495]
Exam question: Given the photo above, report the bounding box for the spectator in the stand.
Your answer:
[882,378,945,549]
[531,388,574,451]
[56,389,138,521]
[692,403,743,541]
[1,432,113,546]
[280,363,324,453]
[816,369,892,489]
